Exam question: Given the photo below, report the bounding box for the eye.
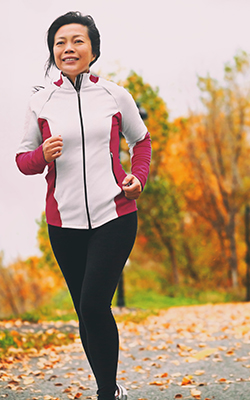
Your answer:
[55,41,64,46]
[75,39,84,44]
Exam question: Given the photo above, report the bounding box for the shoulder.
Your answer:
[29,83,58,114]
[94,76,133,105]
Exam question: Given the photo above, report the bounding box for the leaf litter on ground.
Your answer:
[0,303,250,398]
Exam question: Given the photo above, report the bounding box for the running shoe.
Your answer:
[115,384,128,400]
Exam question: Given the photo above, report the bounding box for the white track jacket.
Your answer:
[16,72,151,229]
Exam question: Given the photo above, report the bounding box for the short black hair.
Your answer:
[45,11,100,75]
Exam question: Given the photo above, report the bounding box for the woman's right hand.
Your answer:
[43,136,63,163]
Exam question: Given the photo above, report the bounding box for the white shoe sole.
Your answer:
[115,384,128,400]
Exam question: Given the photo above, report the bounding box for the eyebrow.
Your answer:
[56,34,85,40]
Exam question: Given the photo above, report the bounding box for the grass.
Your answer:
[125,290,199,309]
[126,287,245,308]
[16,285,245,323]
[0,282,245,324]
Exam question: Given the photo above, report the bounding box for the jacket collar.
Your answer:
[53,71,91,91]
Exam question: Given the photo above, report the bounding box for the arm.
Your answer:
[118,89,152,199]
[131,132,151,189]
[16,106,63,175]
[122,132,151,199]
[16,145,47,175]
[16,106,47,175]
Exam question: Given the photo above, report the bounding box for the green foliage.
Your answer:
[36,213,61,276]
[125,290,198,309]
[224,50,250,78]
[124,71,169,177]
[138,177,183,246]
[0,331,17,350]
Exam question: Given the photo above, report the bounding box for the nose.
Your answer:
[64,42,75,53]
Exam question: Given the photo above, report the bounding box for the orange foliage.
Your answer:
[0,256,61,318]
[125,54,250,290]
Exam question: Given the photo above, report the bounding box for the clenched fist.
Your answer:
[43,136,63,163]
[122,174,142,200]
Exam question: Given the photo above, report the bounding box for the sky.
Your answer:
[1,0,250,265]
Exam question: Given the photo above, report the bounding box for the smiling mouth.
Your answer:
[63,58,79,62]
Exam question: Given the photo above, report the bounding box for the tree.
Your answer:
[171,51,250,288]
[124,72,189,284]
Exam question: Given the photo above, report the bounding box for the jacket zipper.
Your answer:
[75,75,92,229]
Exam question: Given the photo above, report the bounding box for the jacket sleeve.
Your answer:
[119,88,152,189]
[130,132,151,189]
[16,106,48,175]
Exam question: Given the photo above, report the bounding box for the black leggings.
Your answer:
[48,212,137,400]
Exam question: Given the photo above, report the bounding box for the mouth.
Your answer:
[62,57,79,62]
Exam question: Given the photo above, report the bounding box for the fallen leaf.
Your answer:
[192,348,217,360]
[177,344,193,352]
[8,379,19,385]
[78,385,89,390]
[74,394,83,399]
[181,376,193,385]
[23,377,35,385]
[190,388,201,398]
[63,387,73,393]
[149,381,164,386]
[133,365,145,373]
[194,370,205,376]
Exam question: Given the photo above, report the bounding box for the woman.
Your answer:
[16,11,151,400]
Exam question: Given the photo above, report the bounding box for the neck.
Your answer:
[63,69,90,85]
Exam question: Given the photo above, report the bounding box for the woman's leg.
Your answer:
[48,225,95,370]
[79,212,137,400]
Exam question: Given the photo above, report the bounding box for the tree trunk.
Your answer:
[166,239,179,285]
[116,272,125,307]
[226,213,238,288]
[153,220,180,285]
[183,239,198,280]
[245,205,250,301]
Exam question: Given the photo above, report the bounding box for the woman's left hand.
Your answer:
[122,174,142,200]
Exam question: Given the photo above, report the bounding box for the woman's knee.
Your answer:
[79,298,110,325]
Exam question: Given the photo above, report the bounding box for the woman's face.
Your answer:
[53,23,95,82]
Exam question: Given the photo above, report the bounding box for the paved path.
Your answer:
[1,303,250,399]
